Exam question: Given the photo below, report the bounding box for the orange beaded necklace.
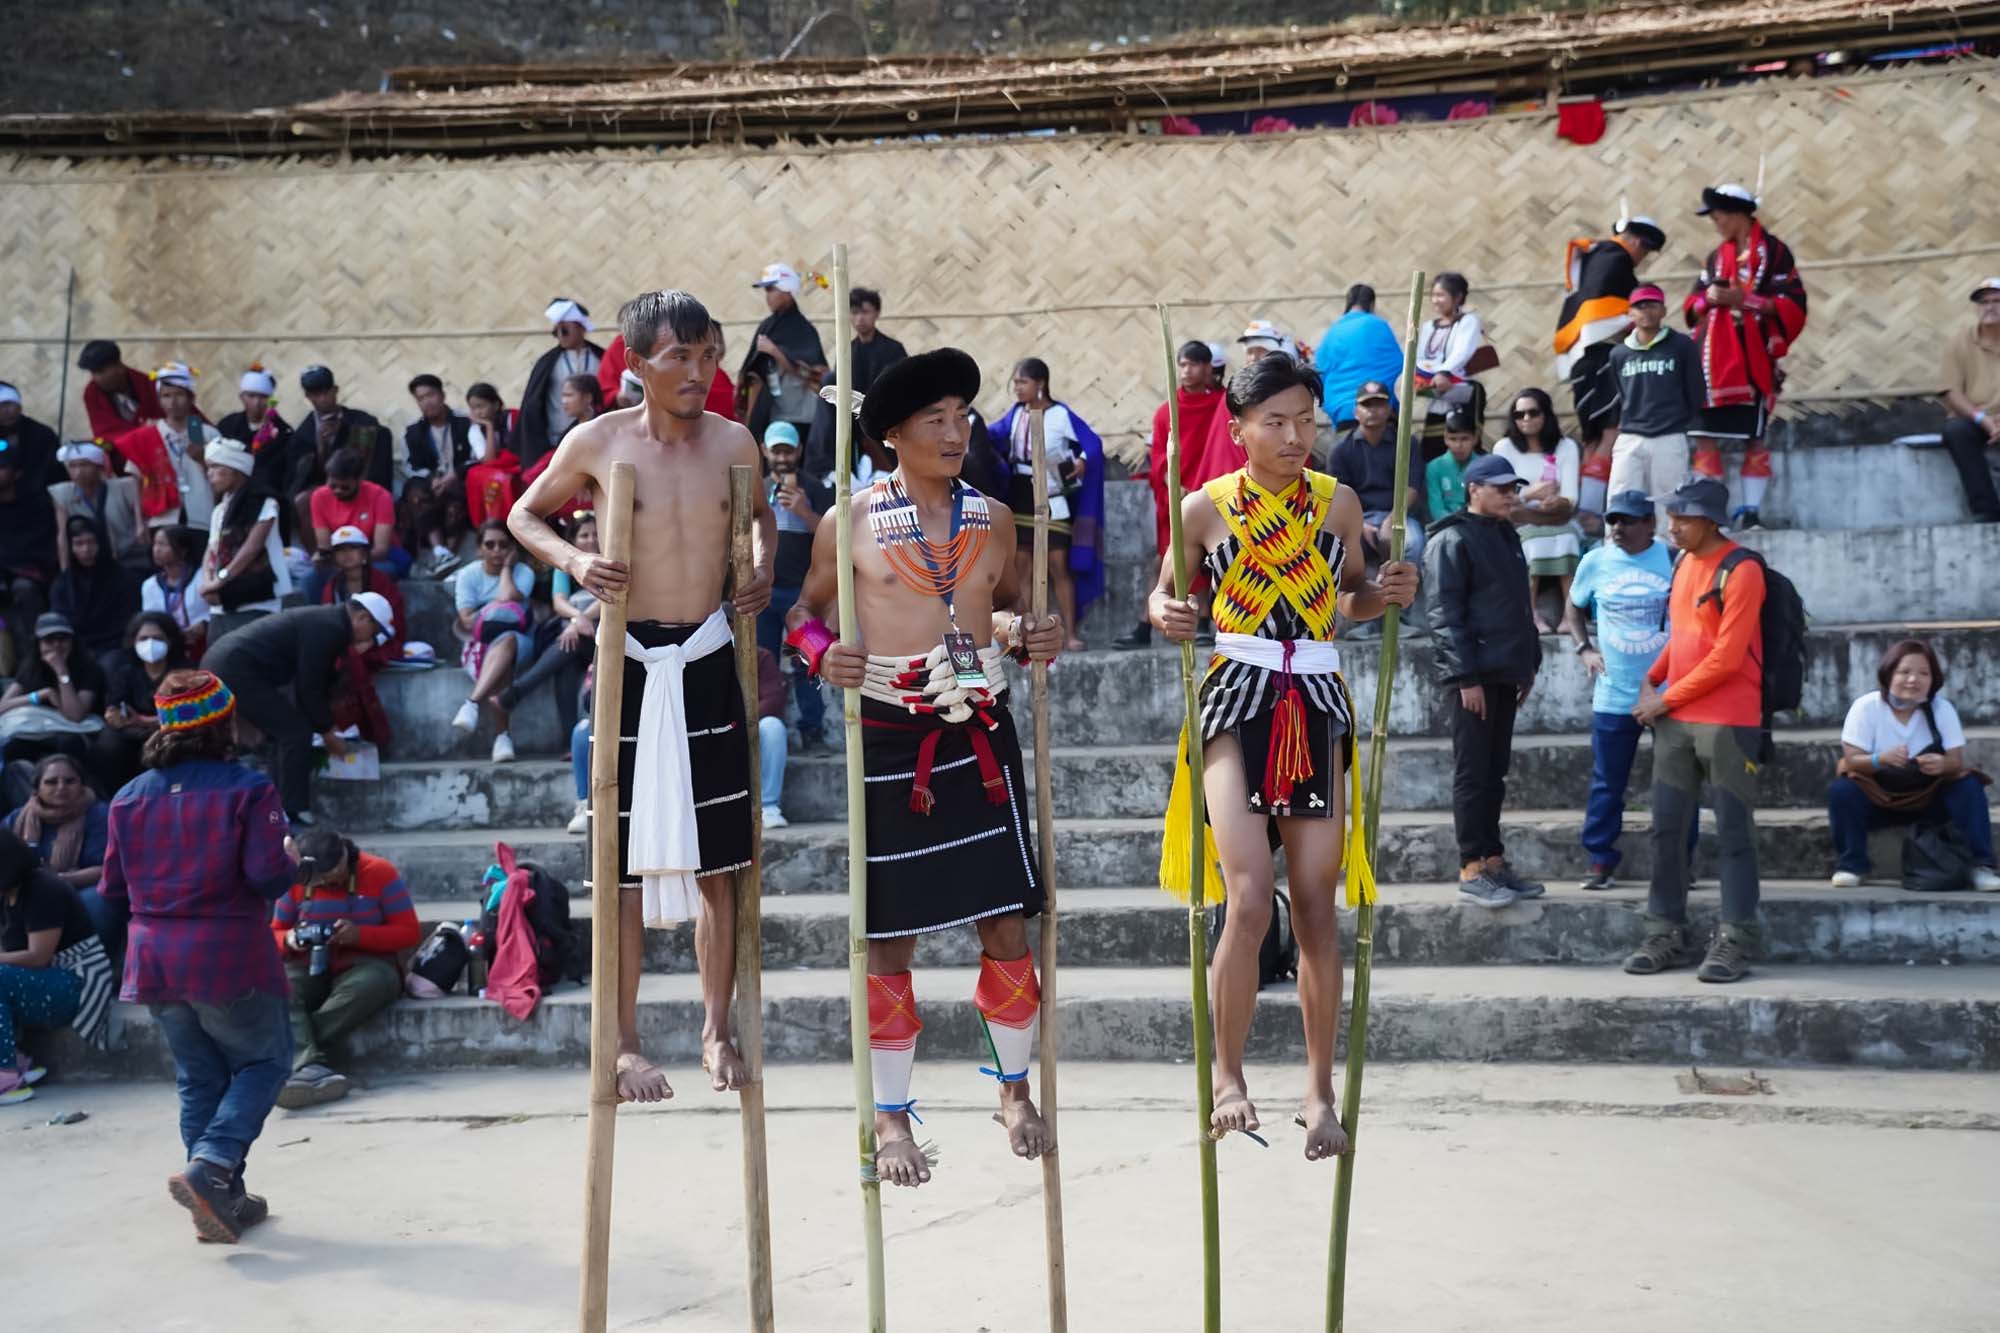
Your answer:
[867,473,993,604]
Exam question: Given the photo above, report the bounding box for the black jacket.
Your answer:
[1422,509,1540,688]
[202,603,352,734]
[0,414,66,490]
[519,341,605,470]
[287,408,392,497]
[404,412,475,477]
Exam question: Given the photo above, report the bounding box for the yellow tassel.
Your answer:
[1158,723,1225,906]
[1344,740,1376,907]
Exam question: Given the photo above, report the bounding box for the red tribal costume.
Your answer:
[1683,222,1808,512]
[1147,386,1225,558]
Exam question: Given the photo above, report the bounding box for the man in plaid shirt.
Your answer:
[99,669,297,1245]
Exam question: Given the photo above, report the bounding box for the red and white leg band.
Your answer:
[868,971,922,1119]
[973,952,1040,1084]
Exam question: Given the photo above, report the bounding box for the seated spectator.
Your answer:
[559,374,604,441]
[320,526,406,669]
[139,525,210,660]
[88,611,189,795]
[1328,380,1426,567]
[1941,276,2000,523]
[1315,283,1405,429]
[756,647,790,829]
[77,339,164,441]
[0,614,106,774]
[200,440,292,619]
[270,828,419,1109]
[497,511,595,740]
[462,381,523,535]
[49,516,139,665]
[0,380,65,489]
[402,373,475,565]
[286,365,395,553]
[0,439,57,673]
[1425,405,1482,522]
[0,828,112,1107]
[450,521,537,763]
[50,441,148,575]
[214,365,293,464]
[1414,272,1491,458]
[1829,638,1998,891]
[305,448,405,601]
[757,424,830,748]
[7,753,108,889]
[521,300,604,472]
[567,683,592,836]
[1491,388,1582,633]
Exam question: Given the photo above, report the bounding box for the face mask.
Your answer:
[1888,690,1926,711]
[135,638,169,664]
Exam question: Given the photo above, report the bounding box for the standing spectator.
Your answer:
[1554,213,1667,449]
[112,362,216,532]
[449,521,536,764]
[200,441,292,621]
[270,828,419,1109]
[286,366,395,548]
[1684,183,1809,529]
[0,613,105,772]
[98,669,296,1241]
[1491,388,1582,633]
[89,611,188,795]
[77,339,164,441]
[495,512,595,740]
[1315,284,1406,429]
[0,441,58,672]
[1185,321,1293,489]
[0,829,112,1108]
[1629,477,1766,983]
[319,527,407,670]
[402,374,474,562]
[0,380,65,489]
[741,263,828,459]
[1568,491,1679,890]
[1423,454,1543,908]
[1414,272,1490,457]
[461,381,522,536]
[50,441,148,574]
[1940,276,2000,522]
[755,647,791,830]
[847,286,909,393]
[49,517,139,664]
[596,329,736,430]
[1425,405,1481,522]
[305,448,404,600]
[1829,639,1998,891]
[139,525,211,657]
[519,299,604,471]
[202,601,391,823]
[1327,381,1426,566]
[756,425,830,748]
[992,357,1103,652]
[1608,285,1706,530]
[1119,340,1225,650]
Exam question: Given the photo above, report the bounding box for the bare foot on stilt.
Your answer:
[702,1035,750,1093]
[994,1083,1052,1160]
[615,1049,673,1104]
[1300,1094,1350,1162]
[1210,1074,1260,1139]
[874,1111,932,1189]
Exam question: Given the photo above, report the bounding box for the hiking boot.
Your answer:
[168,1160,243,1244]
[200,1191,270,1243]
[1697,932,1751,984]
[1492,862,1545,899]
[1579,864,1617,892]
[1456,872,1517,910]
[1623,924,1697,975]
[1112,623,1152,651]
[276,1064,351,1110]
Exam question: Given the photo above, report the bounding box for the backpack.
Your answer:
[479,851,584,988]
[1902,820,1977,893]
[410,922,472,995]
[1213,890,1299,990]
[1695,547,1809,717]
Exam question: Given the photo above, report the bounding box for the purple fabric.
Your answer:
[989,402,1108,623]
[99,761,295,1005]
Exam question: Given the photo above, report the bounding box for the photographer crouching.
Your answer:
[271,827,418,1109]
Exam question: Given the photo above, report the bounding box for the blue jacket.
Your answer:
[1314,310,1404,425]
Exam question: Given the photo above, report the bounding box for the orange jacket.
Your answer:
[1647,540,1764,726]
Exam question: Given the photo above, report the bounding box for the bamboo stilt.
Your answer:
[728,464,776,1332]
[579,460,636,1333]
[1026,409,1069,1332]
[1326,271,1427,1333]
[1159,304,1221,1332]
[830,245,889,1333]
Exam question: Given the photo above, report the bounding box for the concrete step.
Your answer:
[420,882,2000,972]
[66,962,2000,1078]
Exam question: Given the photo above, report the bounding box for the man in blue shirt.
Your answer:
[1566,489,1681,889]
[1314,284,1404,429]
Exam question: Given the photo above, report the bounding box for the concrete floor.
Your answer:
[9,1062,1998,1332]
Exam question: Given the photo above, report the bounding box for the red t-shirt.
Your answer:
[310,480,396,537]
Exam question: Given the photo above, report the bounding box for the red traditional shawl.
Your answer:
[1683,222,1809,408]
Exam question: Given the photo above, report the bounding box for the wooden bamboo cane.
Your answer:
[579,460,635,1333]
[830,245,889,1332]
[54,268,77,440]
[728,464,777,1333]
[1159,304,1222,1332]
[1026,410,1070,1332]
[1325,271,1427,1333]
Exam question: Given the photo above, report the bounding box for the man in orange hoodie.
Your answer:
[1628,477,1765,983]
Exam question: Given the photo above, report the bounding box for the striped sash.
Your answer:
[53,935,116,1051]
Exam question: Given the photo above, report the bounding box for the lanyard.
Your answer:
[895,476,967,628]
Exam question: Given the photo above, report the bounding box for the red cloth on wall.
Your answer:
[1556,100,1606,146]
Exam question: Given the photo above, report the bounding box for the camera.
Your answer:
[294,921,339,977]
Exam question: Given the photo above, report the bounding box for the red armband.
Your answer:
[785,616,836,676]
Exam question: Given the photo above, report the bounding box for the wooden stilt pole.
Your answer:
[728,464,777,1332]
[1026,410,1070,1332]
[579,460,636,1333]
[1159,304,1222,1333]
[830,244,889,1332]
[1326,271,1427,1333]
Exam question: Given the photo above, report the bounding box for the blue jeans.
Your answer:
[1582,712,1697,870]
[1828,773,1995,873]
[571,717,591,802]
[149,989,293,1173]
[757,583,826,740]
[77,886,129,973]
[1362,510,1424,566]
[758,715,788,809]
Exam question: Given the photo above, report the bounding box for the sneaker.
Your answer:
[566,799,589,836]
[168,1160,243,1244]
[1830,870,1864,889]
[491,732,516,763]
[1492,862,1546,899]
[0,1069,33,1106]
[1112,623,1152,651]
[1736,508,1763,529]
[762,804,789,830]
[1457,872,1517,909]
[1697,932,1751,984]
[1974,867,2000,893]
[1623,925,1697,975]
[275,1064,351,1111]
[451,700,480,733]
[1579,865,1617,892]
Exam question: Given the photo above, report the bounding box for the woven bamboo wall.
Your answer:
[3,62,1995,463]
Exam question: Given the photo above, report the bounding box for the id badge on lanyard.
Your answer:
[927,484,988,689]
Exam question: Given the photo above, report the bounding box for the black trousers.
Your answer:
[219,671,315,815]
[1447,679,1521,864]
[1942,417,2000,519]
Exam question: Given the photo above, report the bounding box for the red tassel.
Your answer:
[1264,686,1314,808]
[910,785,935,816]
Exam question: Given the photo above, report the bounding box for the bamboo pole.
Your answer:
[1026,410,1069,1332]
[54,268,76,441]
[579,460,635,1333]
[1159,304,1221,1332]
[728,464,776,1333]
[1325,271,1426,1333]
[831,244,888,1332]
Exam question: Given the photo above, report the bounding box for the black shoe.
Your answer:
[1493,862,1546,899]
[168,1160,243,1244]
[1579,864,1617,892]
[1112,623,1152,651]
[201,1191,269,1242]
[1736,508,1763,529]
[796,732,828,755]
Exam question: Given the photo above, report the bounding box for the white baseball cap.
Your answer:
[1237,319,1287,350]
[752,262,802,295]
[329,524,371,549]
[151,361,197,391]
[1970,276,2000,301]
[350,590,396,636]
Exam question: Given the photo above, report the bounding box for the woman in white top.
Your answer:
[139,525,211,654]
[996,357,1087,651]
[1490,387,1582,633]
[199,441,293,618]
[1414,271,1488,453]
[1828,638,1997,890]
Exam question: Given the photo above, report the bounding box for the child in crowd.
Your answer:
[1425,406,1481,521]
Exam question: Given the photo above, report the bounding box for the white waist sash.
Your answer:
[625,607,735,926]
[1213,632,1342,676]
